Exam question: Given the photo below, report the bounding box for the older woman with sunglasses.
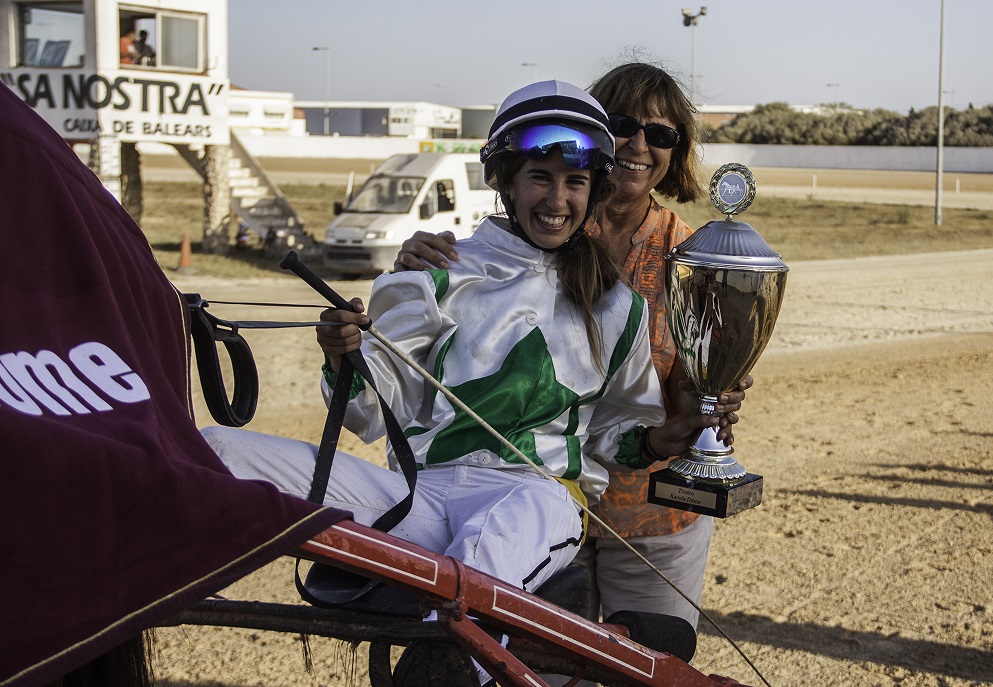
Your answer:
[394,63,751,637]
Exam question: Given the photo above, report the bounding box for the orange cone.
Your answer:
[176,232,196,273]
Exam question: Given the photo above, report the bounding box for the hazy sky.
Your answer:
[229,0,991,114]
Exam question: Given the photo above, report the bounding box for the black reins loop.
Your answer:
[185,293,259,427]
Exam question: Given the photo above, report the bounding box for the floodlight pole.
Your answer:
[935,0,946,226]
[312,46,330,136]
[827,83,841,109]
[681,7,707,105]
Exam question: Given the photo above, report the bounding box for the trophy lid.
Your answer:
[667,163,788,272]
[670,219,788,271]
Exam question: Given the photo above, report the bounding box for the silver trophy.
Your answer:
[648,163,788,517]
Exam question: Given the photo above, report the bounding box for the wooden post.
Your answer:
[202,144,232,254]
[120,142,143,223]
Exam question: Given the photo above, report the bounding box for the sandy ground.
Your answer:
[150,246,993,687]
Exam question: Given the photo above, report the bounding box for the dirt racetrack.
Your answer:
[154,245,993,687]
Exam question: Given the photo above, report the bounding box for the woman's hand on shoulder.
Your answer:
[316,299,369,372]
[393,230,459,272]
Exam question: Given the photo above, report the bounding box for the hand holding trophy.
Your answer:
[648,163,788,518]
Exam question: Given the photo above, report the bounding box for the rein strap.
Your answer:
[185,294,259,427]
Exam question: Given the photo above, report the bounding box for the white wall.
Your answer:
[702,144,993,174]
[242,134,420,158]
[235,136,993,173]
[229,90,296,134]
[241,135,479,159]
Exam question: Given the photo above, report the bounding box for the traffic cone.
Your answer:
[176,232,196,273]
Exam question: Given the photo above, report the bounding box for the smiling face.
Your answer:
[507,150,592,250]
[611,109,677,203]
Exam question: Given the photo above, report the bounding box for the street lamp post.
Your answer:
[681,6,707,104]
[827,82,841,109]
[521,62,537,83]
[935,0,946,226]
[312,45,330,136]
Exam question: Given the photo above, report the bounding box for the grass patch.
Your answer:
[142,181,349,278]
[141,181,993,277]
[668,195,993,261]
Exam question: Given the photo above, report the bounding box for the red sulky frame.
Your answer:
[173,515,750,687]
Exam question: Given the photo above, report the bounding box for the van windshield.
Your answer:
[345,175,425,214]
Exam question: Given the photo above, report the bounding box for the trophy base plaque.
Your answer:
[647,470,763,518]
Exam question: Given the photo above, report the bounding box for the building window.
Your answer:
[120,7,204,71]
[465,163,487,191]
[17,3,85,67]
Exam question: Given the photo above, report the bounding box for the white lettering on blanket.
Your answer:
[0,342,150,416]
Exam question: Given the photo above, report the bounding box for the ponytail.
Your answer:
[557,232,622,373]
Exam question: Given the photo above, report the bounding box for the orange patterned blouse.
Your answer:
[586,199,699,538]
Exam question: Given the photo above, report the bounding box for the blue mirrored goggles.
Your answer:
[486,122,614,170]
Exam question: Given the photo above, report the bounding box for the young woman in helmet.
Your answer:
[204,80,677,596]
[392,64,751,636]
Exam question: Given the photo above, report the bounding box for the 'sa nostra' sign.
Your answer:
[2,69,230,145]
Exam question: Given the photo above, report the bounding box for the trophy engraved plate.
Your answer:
[647,163,787,518]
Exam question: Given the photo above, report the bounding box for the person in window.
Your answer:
[119,28,137,65]
[134,30,155,66]
[436,181,455,212]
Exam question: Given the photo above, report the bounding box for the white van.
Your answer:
[323,153,496,277]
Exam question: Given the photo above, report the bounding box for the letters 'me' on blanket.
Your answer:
[0,83,346,686]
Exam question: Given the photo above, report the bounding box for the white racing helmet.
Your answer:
[480,81,615,243]
[480,80,615,191]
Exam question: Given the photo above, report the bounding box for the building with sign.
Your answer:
[229,87,304,137]
[1,1,230,146]
[296,100,463,139]
[0,0,247,251]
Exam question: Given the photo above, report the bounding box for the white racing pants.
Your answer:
[202,426,585,591]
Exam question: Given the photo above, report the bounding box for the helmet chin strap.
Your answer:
[498,173,603,255]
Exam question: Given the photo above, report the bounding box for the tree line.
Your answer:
[705,102,993,146]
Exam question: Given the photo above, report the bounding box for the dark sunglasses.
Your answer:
[607,113,680,150]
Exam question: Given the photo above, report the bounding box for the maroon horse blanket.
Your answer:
[0,83,346,686]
